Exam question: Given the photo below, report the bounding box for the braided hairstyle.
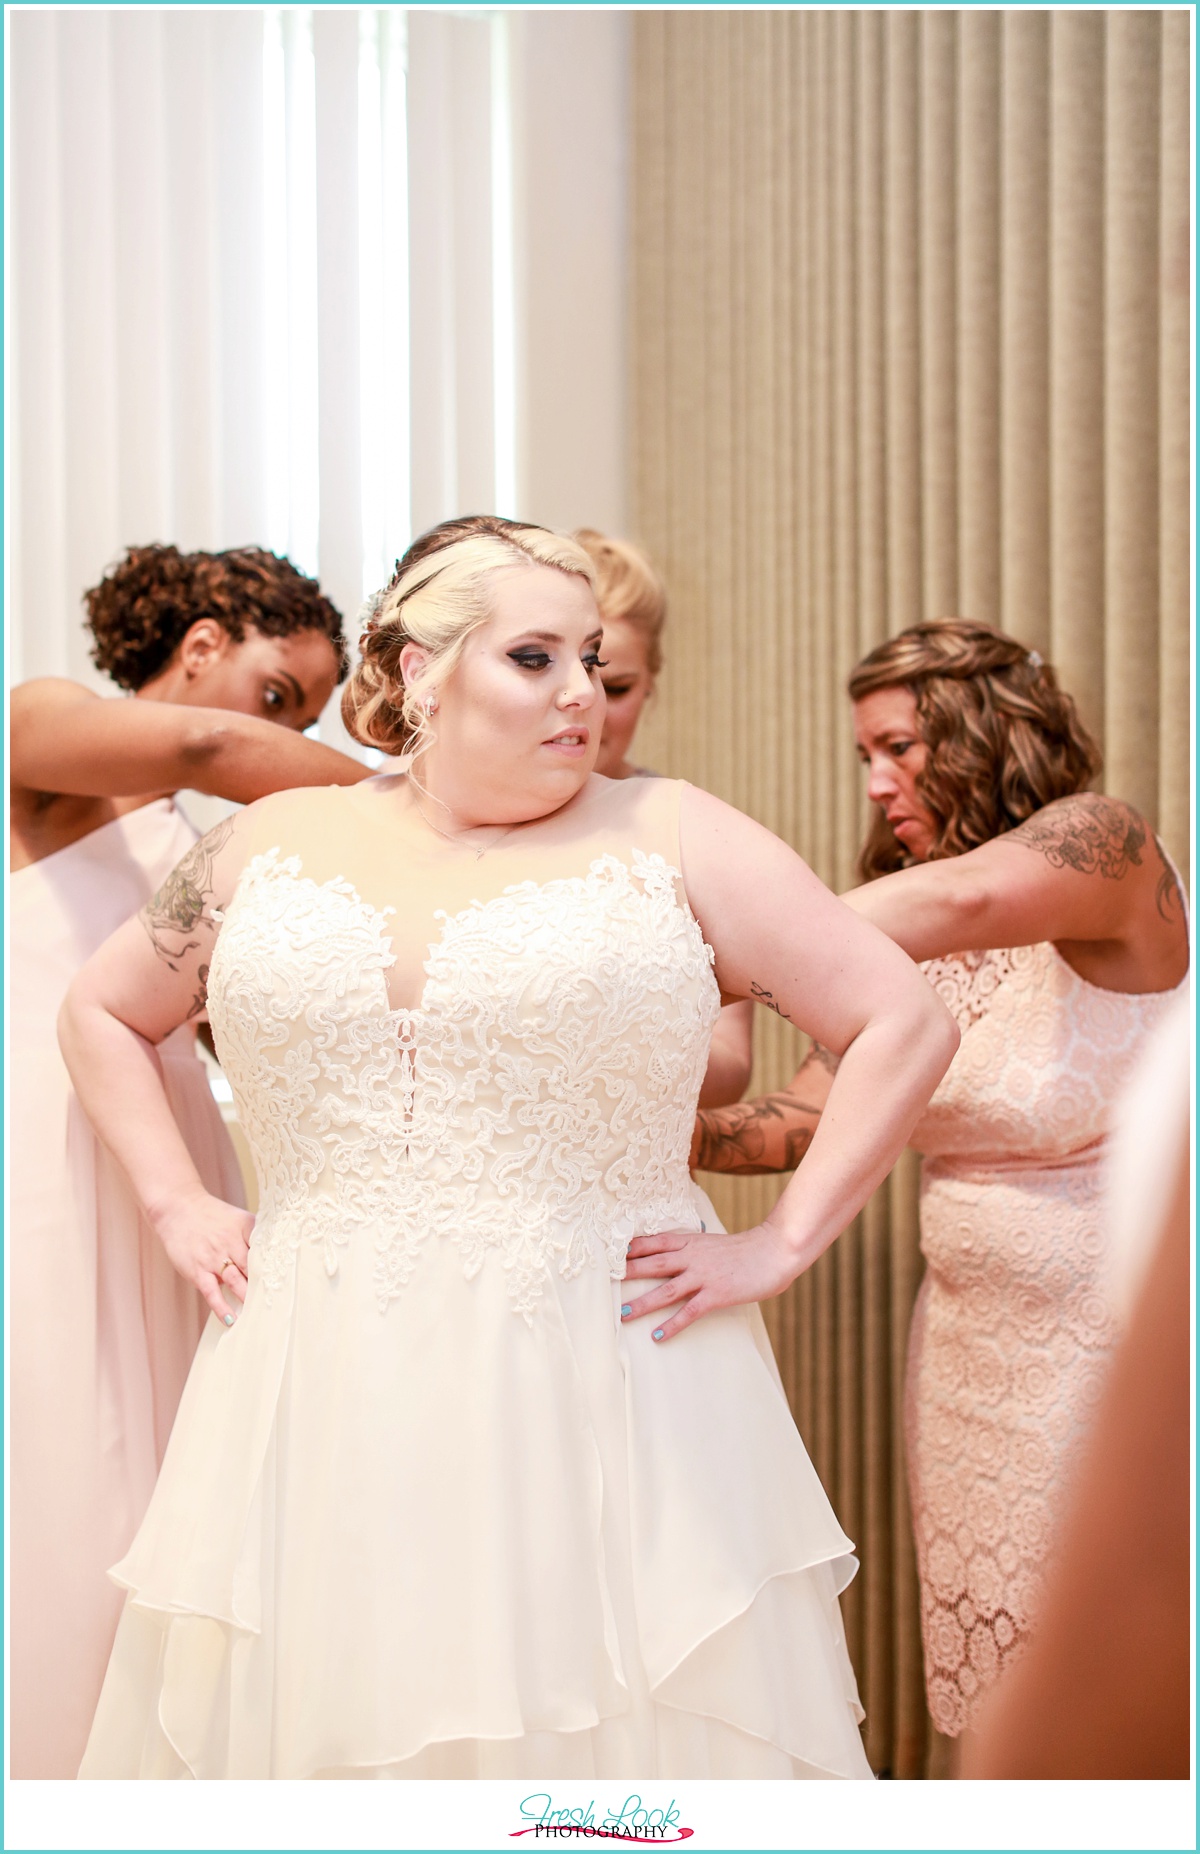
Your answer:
[342,515,596,759]
[85,543,349,689]
[849,618,1102,880]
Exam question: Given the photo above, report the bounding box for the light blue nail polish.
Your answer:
[652,1328,664,1341]
[621,1304,632,1317]
[224,1314,234,1326]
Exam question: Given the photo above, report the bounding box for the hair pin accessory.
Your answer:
[355,588,387,650]
[1026,649,1043,670]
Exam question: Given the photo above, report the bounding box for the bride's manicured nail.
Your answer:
[621,1304,632,1318]
[224,1314,234,1326]
[652,1328,664,1341]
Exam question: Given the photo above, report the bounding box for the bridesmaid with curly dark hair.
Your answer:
[685,618,1188,1755]
[10,543,367,1776]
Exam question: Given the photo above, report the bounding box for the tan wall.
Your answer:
[631,8,1190,1776]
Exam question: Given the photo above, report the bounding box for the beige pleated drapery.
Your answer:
[631,9,1190,1777]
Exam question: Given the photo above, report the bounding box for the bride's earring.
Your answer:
[424,693,439,716]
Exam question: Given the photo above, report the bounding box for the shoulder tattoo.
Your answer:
[138,817,235,1006]
[1006,794,1147,881]
[1152,835,1185,923]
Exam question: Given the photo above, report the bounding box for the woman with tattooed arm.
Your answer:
[688,619,1189,1753]
[10,543,368,1777]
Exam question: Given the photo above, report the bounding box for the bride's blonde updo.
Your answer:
[342,515,596,759]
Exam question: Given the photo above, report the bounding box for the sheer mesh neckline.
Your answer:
[231,843,706,1019]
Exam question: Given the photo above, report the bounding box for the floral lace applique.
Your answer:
[921,946,1024,1033]
[206,848,720,1320]
[908,938,1184,1735]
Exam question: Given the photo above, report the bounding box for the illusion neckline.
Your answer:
[230,844,707,1022]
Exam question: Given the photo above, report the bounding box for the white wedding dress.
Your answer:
[80,775,872,1779]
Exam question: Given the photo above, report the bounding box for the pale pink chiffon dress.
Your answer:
[905,939,1189,1737]
[10,799,244,1777]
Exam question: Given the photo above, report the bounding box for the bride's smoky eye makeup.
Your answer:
[506,640,607,674]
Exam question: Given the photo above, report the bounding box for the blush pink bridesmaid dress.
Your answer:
[10,799,245,1778]
[905,937,1189,1738]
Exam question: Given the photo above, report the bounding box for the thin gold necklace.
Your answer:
[410,792,517,861]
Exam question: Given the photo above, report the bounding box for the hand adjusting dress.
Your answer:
[80,776,871,1779]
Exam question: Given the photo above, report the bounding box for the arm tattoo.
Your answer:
[1006,794,1146,880]
[187,963,211,1024]
[139,817,235,985]
[749,980,787,1018]
[693,1092,823,1176]
[809,1041,840,1076]
[1152,835,1184,923]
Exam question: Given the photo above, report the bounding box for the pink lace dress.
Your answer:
[906,940,1188,1737]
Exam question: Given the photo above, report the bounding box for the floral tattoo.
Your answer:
[1007,794,1185,925]
[1152,835,1184,923]
[693,1092,823,1175]
[139,817,234,1019]
[1006,794,1147,880]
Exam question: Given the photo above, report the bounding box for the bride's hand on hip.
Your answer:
[150,1189,255,1324]
[621,1222,799,1341]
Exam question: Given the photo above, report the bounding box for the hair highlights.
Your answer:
[341,515,596,759]
[849,618,1103,880]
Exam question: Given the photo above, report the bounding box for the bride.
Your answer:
[59,515,957,1779]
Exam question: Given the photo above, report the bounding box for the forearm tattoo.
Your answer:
[693,1092,822,1176]
[139,817,234,1018]
[1006,794,1146,879]
[809,1041,841,1076]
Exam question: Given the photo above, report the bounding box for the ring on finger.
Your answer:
[216,1257,234,1278]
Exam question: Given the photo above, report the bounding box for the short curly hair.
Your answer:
[849,618,1102,880]
[85,543,349,691]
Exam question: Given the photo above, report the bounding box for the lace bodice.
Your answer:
[911,942,1186,1166]
[206,836,720,1320]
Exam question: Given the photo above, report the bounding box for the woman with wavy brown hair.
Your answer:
[684,617,1189,1756]
[10,543,367,1777]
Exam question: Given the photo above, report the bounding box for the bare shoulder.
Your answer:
[11,678,96,711]
[232,779,357,840]
[1004,793,1150,880]
[678,778,777,848]
[10,676,97,724]
[1004,792,1184,926]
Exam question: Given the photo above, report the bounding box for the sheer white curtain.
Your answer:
[9,7,629,748]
